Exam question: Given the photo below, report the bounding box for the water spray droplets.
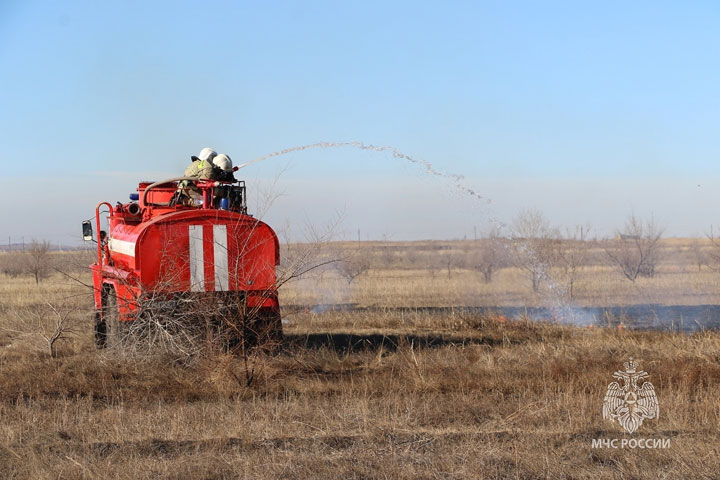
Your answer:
[240,141,490,204]
[246,141,598,326]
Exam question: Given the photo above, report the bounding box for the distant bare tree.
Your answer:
[605,214,663,282]
[445,253,455,279]
[26,239,53,284]
[703,227,720,273]
[510,210,560,292]
[337,256,371,285]
[558,226,591,300]
[691,238,709,272]
[473,227,506,283]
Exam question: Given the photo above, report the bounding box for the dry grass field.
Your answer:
[282,237,720,308]
[1,239,720,479]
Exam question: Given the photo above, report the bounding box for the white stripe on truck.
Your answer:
[108,238,136,257]
[188,225,205,292]
[213,225,229,291]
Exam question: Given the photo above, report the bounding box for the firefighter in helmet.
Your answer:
[212,153,236,183]
[210,153,239,207]
[178,149,239,205]
[185,147,218,180]
[179,147,220,204]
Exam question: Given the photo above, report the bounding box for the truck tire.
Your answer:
[101,287,123,348]
[93,311,106,348]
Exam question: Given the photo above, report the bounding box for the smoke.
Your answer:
[239,141,491,204]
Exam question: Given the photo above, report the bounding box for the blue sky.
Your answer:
[1,1,719,243]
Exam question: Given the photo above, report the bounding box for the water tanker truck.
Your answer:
[82,175,282,350]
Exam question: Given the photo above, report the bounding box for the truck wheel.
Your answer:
[101,287,123,348]
[94,311,106,348]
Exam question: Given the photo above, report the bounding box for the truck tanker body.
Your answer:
[83,176,282,350]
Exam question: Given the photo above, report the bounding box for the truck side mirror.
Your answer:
[82,220,94,241]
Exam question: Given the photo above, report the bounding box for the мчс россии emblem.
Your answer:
[602,357,659,433]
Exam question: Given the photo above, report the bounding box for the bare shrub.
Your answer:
[336,255,371,284]
[0,252,25,278]
[472,227,507,283]
[703,227,720,273]
[114,288,283,388]
[605,214,664,282]
[691,239,709,272]
[444,253,455,279]
[557,226,591,300]
[43,303,74,357]
[510,210,560,292]
[26,239,53,284]
[0,241,55,283]
[2,302,77,357]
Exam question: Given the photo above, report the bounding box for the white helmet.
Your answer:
[198,147,217,162]
[213,153,233,172]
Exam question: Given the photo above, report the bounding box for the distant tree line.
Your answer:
[4,215,716,295]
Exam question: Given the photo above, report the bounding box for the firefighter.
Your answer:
[185,147,217,180]
[210,153,239,207]
[179,147,218,204]
[212,153,236,183]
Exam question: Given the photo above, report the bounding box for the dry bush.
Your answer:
[26,239,53,284]
[0,241,65,284]
[606,214,664,282]
[510,209,561,292]
[470,227,508,283]
[0,301,81,358]
[336,256,370,284]
[554,225,591,301]
[0,252,25,278]
[690,238,709,271]
[703,227,720,274]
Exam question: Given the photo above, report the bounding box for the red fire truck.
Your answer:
[83,175,282,349]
